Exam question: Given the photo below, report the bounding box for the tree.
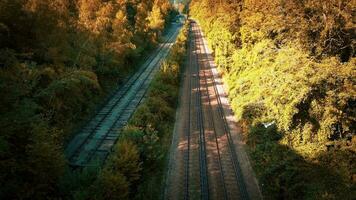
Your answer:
[106,139,141,183]
[94,170,129,200]
[147,1,165,32]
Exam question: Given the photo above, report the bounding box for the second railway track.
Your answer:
[65,23,182,167]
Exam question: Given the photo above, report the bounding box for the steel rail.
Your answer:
[82,25,179,165]
[183,23,193,200]
[86,28,181,164]
[197,26,250,200]
[70,39,157,143]
[192,23,209,200]
[67,26,179,166]
[80,28,180,165]
[195,23,229,200]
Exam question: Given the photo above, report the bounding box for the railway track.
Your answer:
[196,22,249,199]
[181,22,213,200]
[197,26,250,200]
[195,25,228,200]
[194,25,210,200]
[183,24,192,200]
[65,24,181,167]
[173,21,250,200]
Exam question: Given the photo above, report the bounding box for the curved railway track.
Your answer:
[65,24,181,167]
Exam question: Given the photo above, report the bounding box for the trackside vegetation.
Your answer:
[191,0,355,199]
[0,0,179,198]
[60,22,189,200]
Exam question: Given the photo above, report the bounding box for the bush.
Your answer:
[106,139,141,184]
[94,170,130,200]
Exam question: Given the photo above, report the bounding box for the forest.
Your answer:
[1,0,355,199]
[0,0,179,199]
[190,0,355,199]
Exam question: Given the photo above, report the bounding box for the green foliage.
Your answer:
[106,139,141,184]
[35,70,102,134]
[0,120,65,199]
[94,169,130,200]
[106,23,188,199]
[56,22,188,200]
[247,124,355,199]
[88,140,141,200]
[191,0,355,198]
[225,40,355,145]
[59,165,100,199]
[0,0,178,198]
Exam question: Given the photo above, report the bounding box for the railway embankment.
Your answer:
[60,22,189,199]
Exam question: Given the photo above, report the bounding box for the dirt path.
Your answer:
[164,21,262,200]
